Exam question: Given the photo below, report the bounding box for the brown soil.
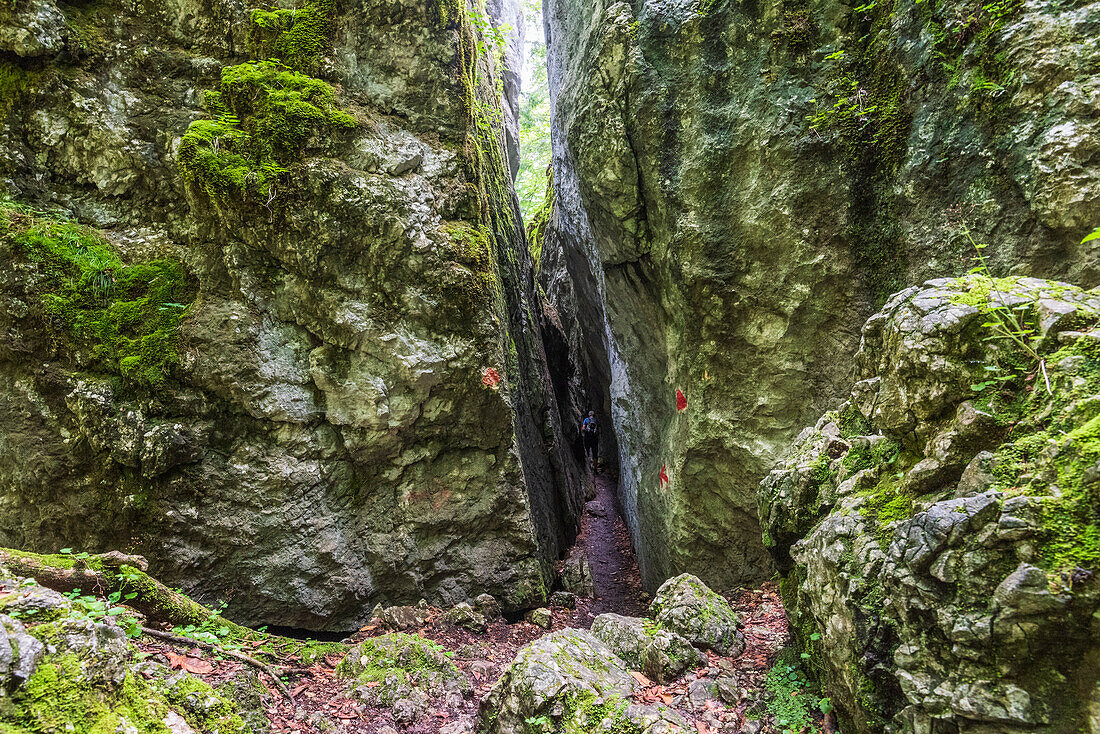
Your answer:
[576,472,649,616]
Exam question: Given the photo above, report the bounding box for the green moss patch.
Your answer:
[248,0,336,75]
[1,203,195,387]
[179,61,356,203]
[991,336,1100,572]
[8,655,170,734]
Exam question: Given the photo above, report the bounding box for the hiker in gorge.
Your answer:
[582,410,599,473]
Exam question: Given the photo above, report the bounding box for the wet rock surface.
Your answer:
[760,277,1100,732]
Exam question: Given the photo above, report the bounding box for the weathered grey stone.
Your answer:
[0,576,70,623]
[0,613,45,684]
[524,607,551,629]
[561,548,595,597]
[336,633,469,720]
[549,591,578,609]
[648,574,744,657]
[590,613,705,683]
[443,603,488,634]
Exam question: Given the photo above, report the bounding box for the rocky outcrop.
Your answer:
[590,613,705,683]
[648,574,744,657]
[0,0,584,628]
[541,0,1100,590]
[759,277,1100,732]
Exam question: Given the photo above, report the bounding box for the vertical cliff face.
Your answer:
[0,0,584,630]
[542,0,1099,590]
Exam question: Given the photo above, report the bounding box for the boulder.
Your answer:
[525,608,552,629]
[336,633,470,721]
[479,629,689,733]
[590,613,705,683]
[648,574,744,657]
[444,603,488,633]
[549,591,578,609]
[561,549,595,597]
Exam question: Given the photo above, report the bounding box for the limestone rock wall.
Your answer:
[0,0,584,630]
[542,0,1100,590]
[760,278,1100,732]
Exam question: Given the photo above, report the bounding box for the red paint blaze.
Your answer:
[676,388,687,412]
[481,367,502,389]
[659,465,669,488]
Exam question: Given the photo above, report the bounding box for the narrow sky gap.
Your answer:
[515,0,552,223]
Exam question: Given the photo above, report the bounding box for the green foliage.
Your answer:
[0,60,29,115]
[516,10,552,222]
[248,0,336,75]
[922,0,1021,116]
[525,167,554,268]
[771,6,816,55]
[1083,227,1100,245]
[2,202,194,387]
[991,335,1100,573]
[178,61,356,204]
[762,660,829,734]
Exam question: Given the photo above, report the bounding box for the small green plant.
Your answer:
[764,660,828,733]
[955,220,1049,394]
[169,600,241,649]
[56,549,143,638]
[1083,227,1100,244]
[524,713,554,733]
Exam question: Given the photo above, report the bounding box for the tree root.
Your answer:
[140,626,295,702]
[0,547,253,637]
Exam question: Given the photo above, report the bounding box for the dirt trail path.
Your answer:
[573,472,648,617]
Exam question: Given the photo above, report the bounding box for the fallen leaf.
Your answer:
[364,681,380,688]
[630,671,654,687]
[290,684,308,697]
[165,651,213,675]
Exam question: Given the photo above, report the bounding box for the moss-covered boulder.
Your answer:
[759,277,1100,733]
[0,573,257,733]
[647,574,744,657]
[336,633,469,723]
[478,628,689,734]
[590,613,705,684]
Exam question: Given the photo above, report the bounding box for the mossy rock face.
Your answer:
[478,628,689,734]
[0,0,584,631]
[540,0,1100,596]
[760,277,1100,733]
